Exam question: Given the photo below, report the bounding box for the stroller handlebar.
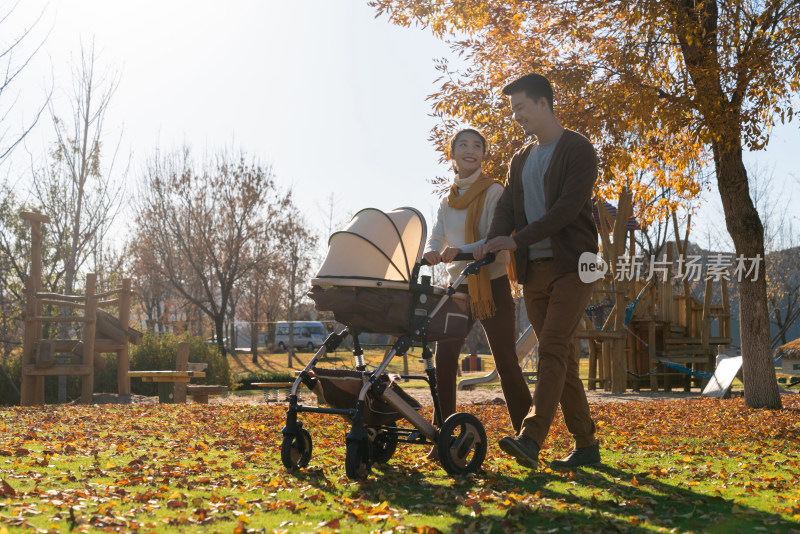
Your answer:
[419,252,496,267]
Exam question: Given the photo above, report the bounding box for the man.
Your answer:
[473,73,600,468]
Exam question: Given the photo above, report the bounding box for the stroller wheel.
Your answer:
[371,431,398,465]
[281,428,312,469]
[345,438,371,479]
[437,413,487,476]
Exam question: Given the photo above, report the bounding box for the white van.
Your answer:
[274,321,326,351]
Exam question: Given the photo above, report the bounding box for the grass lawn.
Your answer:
[2,395,800,533]
[228,347,498,379]
[225,347,743,392]
[228,347,507,392]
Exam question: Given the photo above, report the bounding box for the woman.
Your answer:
[423,128,532,454]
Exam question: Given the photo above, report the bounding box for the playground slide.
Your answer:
[457,325,538,390]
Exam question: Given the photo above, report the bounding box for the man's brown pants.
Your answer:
[519,261,596,448]
[434,275,532,434]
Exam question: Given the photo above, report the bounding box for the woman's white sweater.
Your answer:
[424,170,510,284]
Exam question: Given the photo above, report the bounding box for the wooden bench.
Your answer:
[128,343,215,403]
[186,384,228,404]
[252,381,294,401]
[128,370,206,403]
[175,360,209,402]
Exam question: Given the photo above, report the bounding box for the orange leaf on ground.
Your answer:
[0,479,16,497]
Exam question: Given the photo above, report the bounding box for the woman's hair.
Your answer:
[449,128,487,156]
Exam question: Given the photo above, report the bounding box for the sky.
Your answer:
[3,0,800,253]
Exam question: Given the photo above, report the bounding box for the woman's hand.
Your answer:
[423,250,442,265]
[441,247,461,262]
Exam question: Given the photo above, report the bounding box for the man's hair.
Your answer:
[502,73,554,110]
[449,128,487,156]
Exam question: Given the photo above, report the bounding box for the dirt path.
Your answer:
[87,385,762,407]
[212,385,714,407]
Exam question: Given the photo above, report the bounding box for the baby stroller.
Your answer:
[280,207,495,479]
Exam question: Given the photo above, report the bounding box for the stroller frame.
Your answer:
[281,253,494,479]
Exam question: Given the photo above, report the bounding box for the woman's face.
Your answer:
[451,132,485,176]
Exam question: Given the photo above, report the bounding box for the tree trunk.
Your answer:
[156,300,164,333]
[773,308,786,347]
[288,256,297,368]
[266,310,276,347]
[251,285,260,364]
[288,307,295,368]
[714,141,781,409]
[214,315,227,356]
[251,323,258,364]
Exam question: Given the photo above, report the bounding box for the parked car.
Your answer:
[274,321,326,351]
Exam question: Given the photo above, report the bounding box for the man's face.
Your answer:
[508,91,549,136]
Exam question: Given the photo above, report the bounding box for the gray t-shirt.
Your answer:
[521,138,559,260]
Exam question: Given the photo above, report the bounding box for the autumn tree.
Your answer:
[371,0,800,408]
[0,3,49,164]
[279,205,318,368]
[29,42,124,299]
[751,170,800,348]
[134,148,288,356]
[126,236,174,332]
[261,268,288,349]
[238,235,286,363]
[239,271,264,363]
[767,244,800,347]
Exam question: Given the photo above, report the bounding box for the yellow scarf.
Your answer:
[447,172,502,320]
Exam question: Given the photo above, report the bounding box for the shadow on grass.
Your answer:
[228,350,261,373]
[289,456,800,533]
[453,463,799,532]
[229,350,284,374]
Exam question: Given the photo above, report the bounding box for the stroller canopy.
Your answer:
[315,207,426,282]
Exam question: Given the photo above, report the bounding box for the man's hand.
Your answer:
[423,250,442,265]
[485,236,517,253]
[475,237,517,259]
[441,247,461,262]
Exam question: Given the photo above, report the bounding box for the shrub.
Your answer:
[93,352,120,393]
[0,350,22,406]
[0,348,119,405]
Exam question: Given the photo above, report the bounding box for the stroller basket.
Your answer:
[308,368,422,427]
[308,283,469,341]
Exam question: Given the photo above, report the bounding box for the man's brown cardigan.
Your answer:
[487,129,598,283]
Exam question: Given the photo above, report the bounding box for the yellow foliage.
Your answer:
[370,0,800,224]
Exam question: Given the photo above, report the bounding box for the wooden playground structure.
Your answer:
[580,192,732,393]
[19,212,142,406]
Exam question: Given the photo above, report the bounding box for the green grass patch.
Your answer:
[2,396,800,532]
